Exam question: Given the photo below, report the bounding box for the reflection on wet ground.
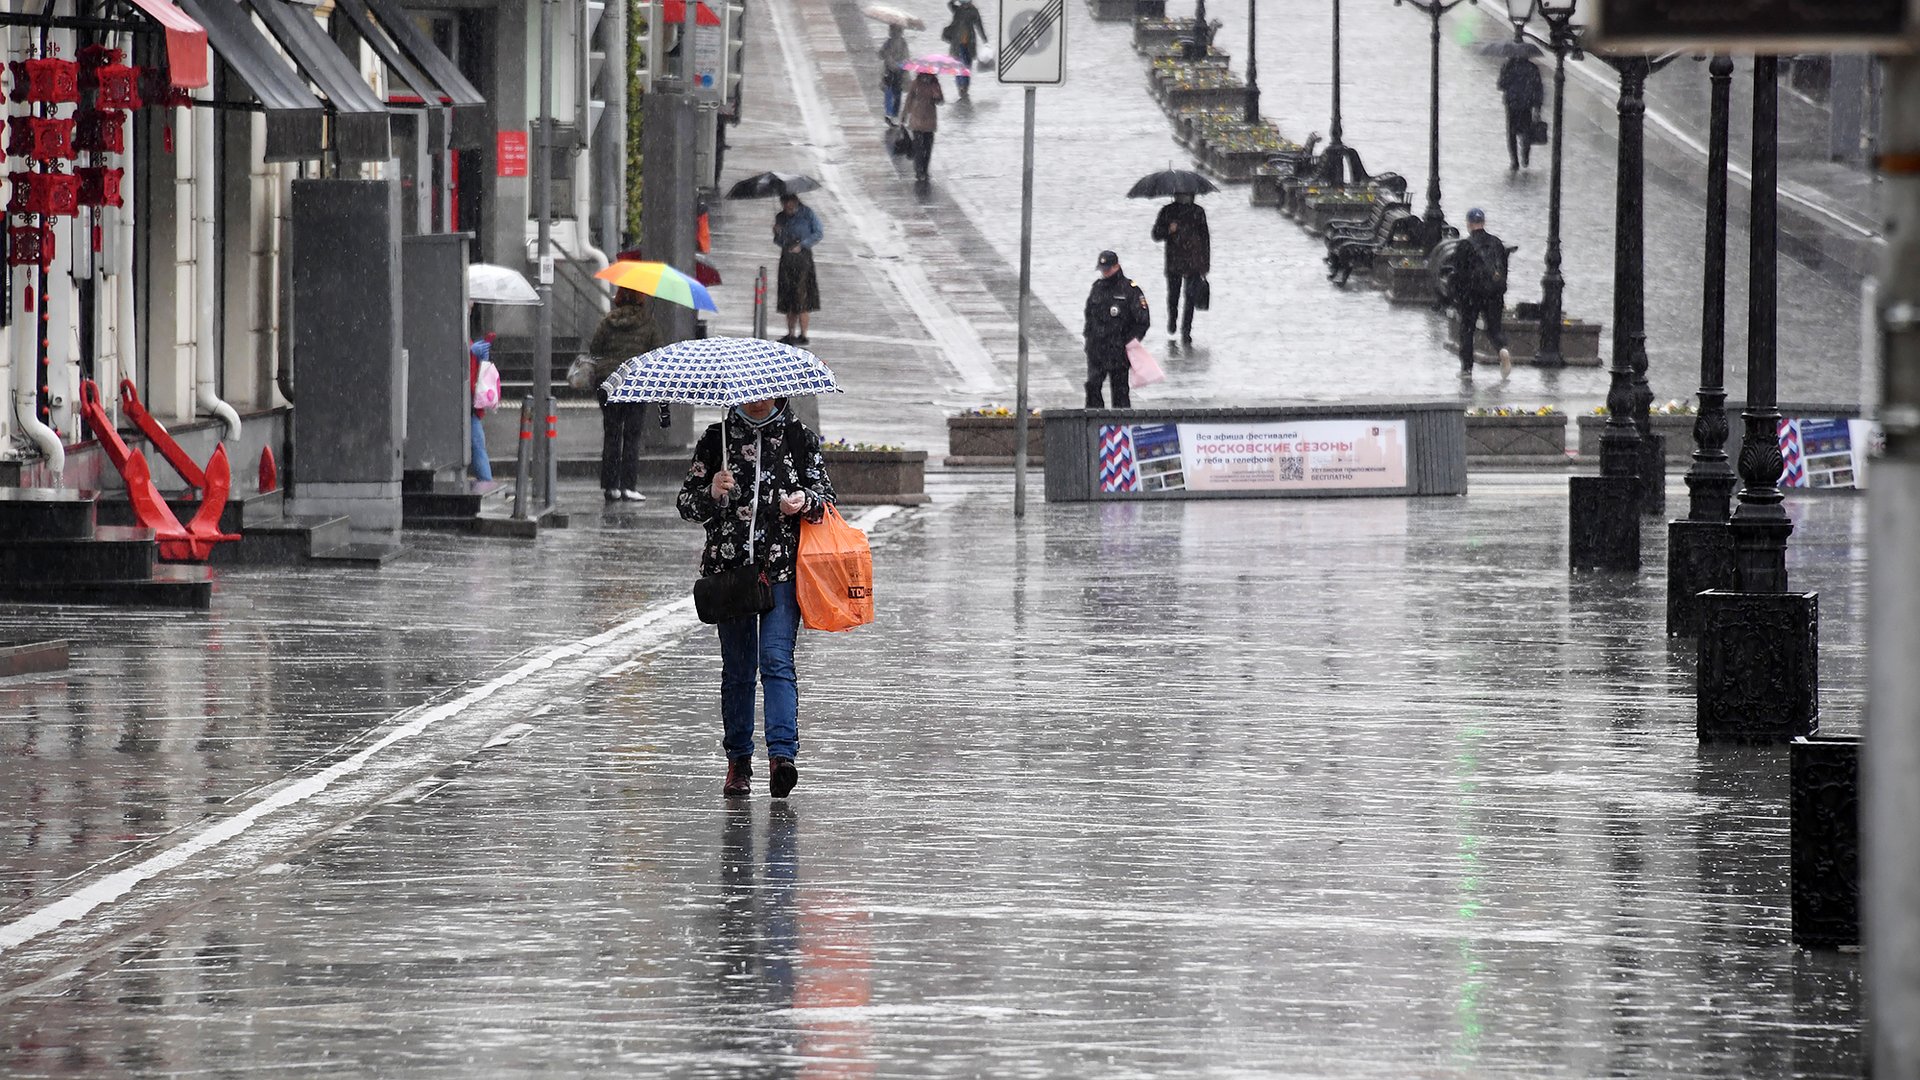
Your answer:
[0,476,1868,1077]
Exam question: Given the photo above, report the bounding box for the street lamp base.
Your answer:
[1569,475,1640,571]
[1534,349,1566,369]
[1666,518,1734,636]
[1696,589,1819,742]
[1639,435,1666,516]
[1790,734,1859,948]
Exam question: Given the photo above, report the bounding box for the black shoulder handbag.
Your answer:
[692,433,777,624]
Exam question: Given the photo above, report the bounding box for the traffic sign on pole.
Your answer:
[998,0,1066,85]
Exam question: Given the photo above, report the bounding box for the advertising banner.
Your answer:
[1777,417,1879,489]
[1098,419,1408,495]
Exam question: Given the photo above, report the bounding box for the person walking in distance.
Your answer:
[879,24,909,120]
[1150,192,1209,347]
[678,398,836,799]
[773,192,822,345]
[1083,250,1151,408]
[901,72,944,181]
[1446,208,1513,378]
[1497,54,1544,171]
[941,0,986,99]
[588,289,666,501]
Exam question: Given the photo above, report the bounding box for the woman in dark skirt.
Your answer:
[773,193,823,344]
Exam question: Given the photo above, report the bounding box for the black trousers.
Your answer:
[1506,107,1533,168]
[1085,357,1131,409]
[1165,274,1202,336]
[1457,296,1508,370]
[911,130,935,178]
[599,393,647,491]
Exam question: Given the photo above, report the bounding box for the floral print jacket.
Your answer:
[677,406,836,582]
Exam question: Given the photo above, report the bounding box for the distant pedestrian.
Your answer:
[589,288,665,501]
[1497,56,1544,171]
[1445,208,1512,377]
[879,25,909,119]
[678,398,837,800]
[469,335,495,482]
[1083,250,1151,408]
[1150,193,1209,347]
[902,72,943,180]
[773,193,822,345]
[941,0,986,98]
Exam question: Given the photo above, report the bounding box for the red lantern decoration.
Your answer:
[7,117,73,162]
[9,59,80,105]
[92,65,140,110]
[77,44,122,70]
[74,109,125,154]
[76,166,121,208]
[8,225,53,268]
[8,171,80,217]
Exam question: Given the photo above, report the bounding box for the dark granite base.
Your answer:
[1697,590,1819,742]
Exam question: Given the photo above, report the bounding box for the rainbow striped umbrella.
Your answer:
[594,260,719,312]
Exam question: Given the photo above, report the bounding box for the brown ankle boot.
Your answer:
[723,757,752,797]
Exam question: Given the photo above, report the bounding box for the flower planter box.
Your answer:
[1251,169,1286,207]
[1201,144,1273,181]
[1450,315,1603,366]
[1576,413,1698,463]
[1465,414,1569,462]
[1161,84,1247,111]
[1087,0,1157,20]
[823,449,930,505]
[1384,257,1435,304]
[946,415,1044,466]
[1133,18,1189,49]
[1301,196,1378,235]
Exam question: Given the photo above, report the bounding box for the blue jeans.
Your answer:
[718,579,800,761]
[954,42,973,91]
[470,415,492,481]
[883,80,901,118]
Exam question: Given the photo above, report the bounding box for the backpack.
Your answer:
[473,359,502,410]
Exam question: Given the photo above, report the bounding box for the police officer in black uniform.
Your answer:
[1083,250,1152,408]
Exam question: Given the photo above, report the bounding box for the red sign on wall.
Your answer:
[496,131,528,178]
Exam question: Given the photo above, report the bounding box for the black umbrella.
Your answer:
[1126,169,1220,198]
[725,171,822,199]
[1476,39,1542,58]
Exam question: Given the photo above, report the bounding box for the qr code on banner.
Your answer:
[1278,456,1305,482]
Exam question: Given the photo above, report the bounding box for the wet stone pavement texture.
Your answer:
[0,476,1872,1077]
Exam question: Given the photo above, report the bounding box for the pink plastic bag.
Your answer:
[473,360,502,410]
[1127,339,1164,388]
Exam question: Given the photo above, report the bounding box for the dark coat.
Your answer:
[1498,58,1544,112]
[1448,228,1510,300]
[1150,201,1210,277]
[588,302,665,383]
[1083,271,1151,367]
[942,0,986,49]
[677,405,836,583]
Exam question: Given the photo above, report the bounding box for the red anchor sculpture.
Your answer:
[77,379,239,562]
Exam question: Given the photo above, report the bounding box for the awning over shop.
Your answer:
[171,0,326,161]
[123,0,210,88]
[359,0,488,149]
[329,0,446,151]
[243,0,390,163]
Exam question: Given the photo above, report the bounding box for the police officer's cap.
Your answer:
[1096,250,1120,269]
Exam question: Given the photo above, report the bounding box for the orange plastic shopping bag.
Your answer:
[797,504,874,631]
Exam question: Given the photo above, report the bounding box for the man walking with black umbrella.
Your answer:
[1151,193,1209,347]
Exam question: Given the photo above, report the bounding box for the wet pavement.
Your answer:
[0,475,1870,1076]
[0,0,1879,1072]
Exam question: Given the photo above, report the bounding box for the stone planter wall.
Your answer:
[1161,84,1249,111]
[1575,413,1698,462]
[1465,414,1568,461]
[946,416,1045,466]
[1133,20,1188,49]
[823,450,930,505]
[1450,316,1604,366]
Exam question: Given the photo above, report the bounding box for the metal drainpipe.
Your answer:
[248,112,282,408]
[274,161,292,403]
[113,31,136,420]
[9,23,61,476]
[194,94,239,442]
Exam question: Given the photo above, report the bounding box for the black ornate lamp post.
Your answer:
[1697,55,1818,742]
[1244,0,1259,122]
[1396,0,1473,241]
[1667,54,1738,636]
[1508,0,1575,369]
[1327,0,1343,151]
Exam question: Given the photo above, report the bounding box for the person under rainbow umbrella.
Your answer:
[593,260,719,312]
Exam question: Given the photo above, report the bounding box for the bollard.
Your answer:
[754,266,769,339]
[511,394,534,520]
[544,395,559,513]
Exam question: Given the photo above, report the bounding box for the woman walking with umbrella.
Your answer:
[605,337,842,799]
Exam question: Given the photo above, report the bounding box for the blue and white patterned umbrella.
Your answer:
[600,336,844,406]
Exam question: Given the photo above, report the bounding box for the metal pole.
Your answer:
[1730,55,1791,594]
[1014,86,1035,518]
[1243,0,1258,123]
[1597,57,1647,513]
[1535,19,1568,368]
[1868,50,1920,1080]
[1687,54,1736,523]
[511,394,534,519]
[754,265,768,339]
[1615,56,1660,516]
[1423,3,1441,225]
[1328,0,1342,148]
[535,0,556,513]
